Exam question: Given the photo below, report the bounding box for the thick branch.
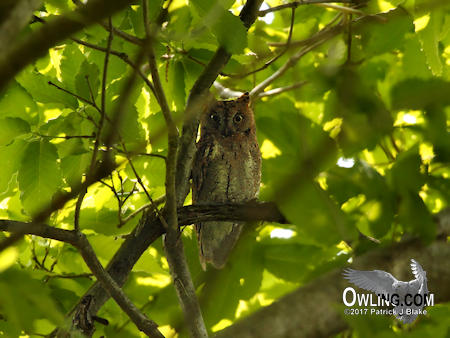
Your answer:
[0,220,77,244]
[6,207,449,337]
[0,0,41,50]
[20,202,284,335]
[0,221,164,337]
[143,0,206,335]
[0,0,137,93]
[74,233,164,338]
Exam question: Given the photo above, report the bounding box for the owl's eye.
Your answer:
[210,113,220,123]
[234,113,243,123]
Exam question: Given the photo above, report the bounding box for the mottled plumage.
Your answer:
[192,92,261,269]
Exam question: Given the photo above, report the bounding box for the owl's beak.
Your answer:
[221,129,232,137]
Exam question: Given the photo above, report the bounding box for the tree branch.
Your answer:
[74,233,164,337]
[70,37,157,96]
[256,81,308,99]
[258,0,355,16]
[74,17,114,232]
[0,0,41,51]
[13,201,282,335]
[0,220,78,244]
[250,23,344,98]
[143,0,207,335]
[0,0,137,93]
[5,207,448,337]
[0,44,148,253]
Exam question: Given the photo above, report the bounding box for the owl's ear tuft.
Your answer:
[238,92,250,105]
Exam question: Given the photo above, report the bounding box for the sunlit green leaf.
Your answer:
[16,70,78,108]
[18,140,62,216]
[0,117,30,146]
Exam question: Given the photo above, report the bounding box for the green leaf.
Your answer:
[387,146,424,193]
[332,67,393,155]
[0,81,38,124]
[391,78,450,110]
[75,60,100,101]
[402,35,432,79]
[398,192,436,241]
[16,70,78,108]
[60,43,86,92]
[60,153,91,187]
[190,0,247,53]
[0,268,64,335]
[279,181,354,246]
[0,117,30,146]
[0,140,27,195]
[357,8,414,56]
[18,140,62,216]
[169,61,186,112]
[418,11,444,76]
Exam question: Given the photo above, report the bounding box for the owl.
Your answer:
[192,92,261,269]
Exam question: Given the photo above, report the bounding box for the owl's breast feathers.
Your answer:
[193,134,261,203]
[193,133,261,269]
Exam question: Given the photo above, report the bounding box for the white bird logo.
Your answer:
[343,259,429,324]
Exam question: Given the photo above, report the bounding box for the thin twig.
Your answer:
[213,81,244,99]
[74,17,114,232]
[227,6,296,78]
[390,134,400,154]
[120,195,166,226]
[250,35,336,97]
[315,3,365,15]
[71,37,157,96]
[48,81,93,105]
[143,0,207,336]
[36,133,95,140]
[268,13,342,47]
[112,145,167,160]
[258,0,354,16]
[346,14,353,64]
[379,141,395,161]
[256,81,308,98]
[43,272,93,282]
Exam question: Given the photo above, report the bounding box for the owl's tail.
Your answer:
[197,221,244,270]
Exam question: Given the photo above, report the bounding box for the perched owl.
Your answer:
[192,92,261,269]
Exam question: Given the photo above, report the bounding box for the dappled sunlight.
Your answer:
[270,228,295,239]
[414,14,430,32]
[394,110,425,126]
[0,247,18,272]
[211,319,233,332]
[136,274,171,288]
[0,0,448,336]
[260,139,281,159]
[378,0,396,12]
[337,157,355,168]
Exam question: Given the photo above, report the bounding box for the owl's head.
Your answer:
[201,92,255,138]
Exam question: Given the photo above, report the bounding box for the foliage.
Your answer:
[0,0,449,337]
